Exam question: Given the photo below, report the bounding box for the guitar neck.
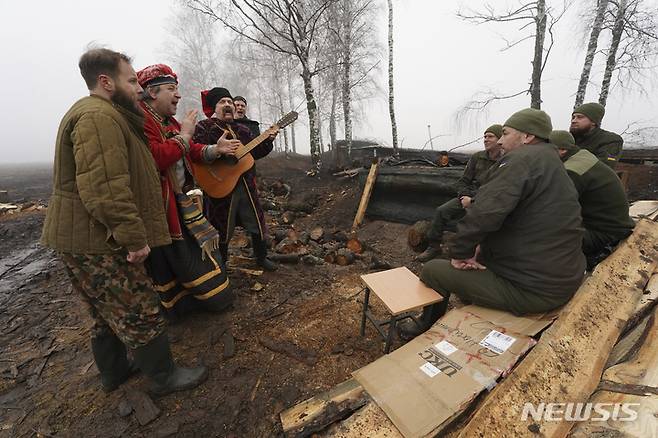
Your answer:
[236,129,273,160]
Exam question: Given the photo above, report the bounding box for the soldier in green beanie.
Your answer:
[571,102,623,169]
[415,124,504,262]
[400,109,585,340]
[550,130,634,269]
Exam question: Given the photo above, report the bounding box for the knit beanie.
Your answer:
[484,124,503,139]
[573,102,605,126]
[549,130,578,151]
[504,108,552,140]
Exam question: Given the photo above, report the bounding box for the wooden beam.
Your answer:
[623,273,658,335]
[280,378,367,437]
[352,162,379,230]
[456,220,658,438]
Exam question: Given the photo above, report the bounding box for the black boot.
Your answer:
[415,242,442,263]
[397,300,449,341]
[219,243,229,266]
[252,234,277,271]
[132,334,208,397]
[91,331,137,393]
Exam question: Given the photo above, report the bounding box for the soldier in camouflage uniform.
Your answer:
[41,49,207,396]
[416,125,503,262]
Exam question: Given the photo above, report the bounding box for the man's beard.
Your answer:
[111,87,143,116]
[569,126,588,136]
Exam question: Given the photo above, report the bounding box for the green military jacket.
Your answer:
[41,95,171,254]
[573,127,623,169]
[449,143,585,304]
[564,148,634,240]
[455,150,499,197]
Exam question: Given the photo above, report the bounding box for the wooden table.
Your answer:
[359,267,443,353]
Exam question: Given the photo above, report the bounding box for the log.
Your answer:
[335,249,355,266]
[361,166,463,224]
[324,399,402,438]
[407,220,431,253]
[274,229,288,243]
[456,219,658,438]
[310,227,324,242]
[324,252,336,264]
[284,200,315,214]
[346,238,363,254]
[269,253,301,264]
[622,273,658,335]
[301,255,324,266]
[352,162,379,230]
[568,391,658,437]
[275,238,304,255]
[571,306,658,437]
[282,211,296,224]
[280,378,368,437]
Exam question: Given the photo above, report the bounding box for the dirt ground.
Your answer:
[0,154,428,438]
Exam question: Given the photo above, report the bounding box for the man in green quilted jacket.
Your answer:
[570,102,623,169]
[41,48,207,397]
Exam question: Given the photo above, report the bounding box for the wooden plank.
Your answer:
[603,305,658,390]
[629,200,658,222]
[322,399,402,438]
[352,162,379,230]
[569,391,658,438]
[360,267,442,316]
[606,313,653,369]
[280,378,367,437]
[624,274,658,334]
[456,219,658,438]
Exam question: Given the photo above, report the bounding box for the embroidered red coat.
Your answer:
[141,102,207,239]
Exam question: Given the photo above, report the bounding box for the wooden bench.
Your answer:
[359,267,442,353]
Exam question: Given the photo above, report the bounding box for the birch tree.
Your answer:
[458,0,571,110]
[186,0,337,169]
[574,0,610,107]
[387,0,399,152]
[598,0,658,107]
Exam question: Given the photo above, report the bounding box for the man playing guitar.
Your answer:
[193,87,279,271]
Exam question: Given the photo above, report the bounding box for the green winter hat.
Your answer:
[549,130,578,151]
[573,102,605,126]
[484,124,503,139]
[504,108,553,140]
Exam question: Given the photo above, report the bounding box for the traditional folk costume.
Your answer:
[136,65,232,317]
[192,87,276,270]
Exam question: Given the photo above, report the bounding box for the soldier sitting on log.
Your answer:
[400,109,586,339]
[550,130,635,270]
[415,125,503,262]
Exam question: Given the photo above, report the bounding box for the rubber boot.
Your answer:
[132,333,208,397]
[415,241,442,263]
[397,300,449,341]
[252,234,277,271]
[91,331,137,393]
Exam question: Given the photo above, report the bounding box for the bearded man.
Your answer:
[136,64,234,318]
[570,102,624,169]
[193,87,279,271]
[41,49,207,396]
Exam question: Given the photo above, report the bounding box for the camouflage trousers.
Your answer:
[59,252,166,349]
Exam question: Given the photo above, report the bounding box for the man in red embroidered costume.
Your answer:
[193,87,279,271]
[136,64,234,317]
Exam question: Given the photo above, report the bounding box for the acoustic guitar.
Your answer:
[192,111,298,199]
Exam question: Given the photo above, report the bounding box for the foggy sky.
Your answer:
[2,0,657,164]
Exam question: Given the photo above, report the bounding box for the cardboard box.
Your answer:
[353,308,538,438]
